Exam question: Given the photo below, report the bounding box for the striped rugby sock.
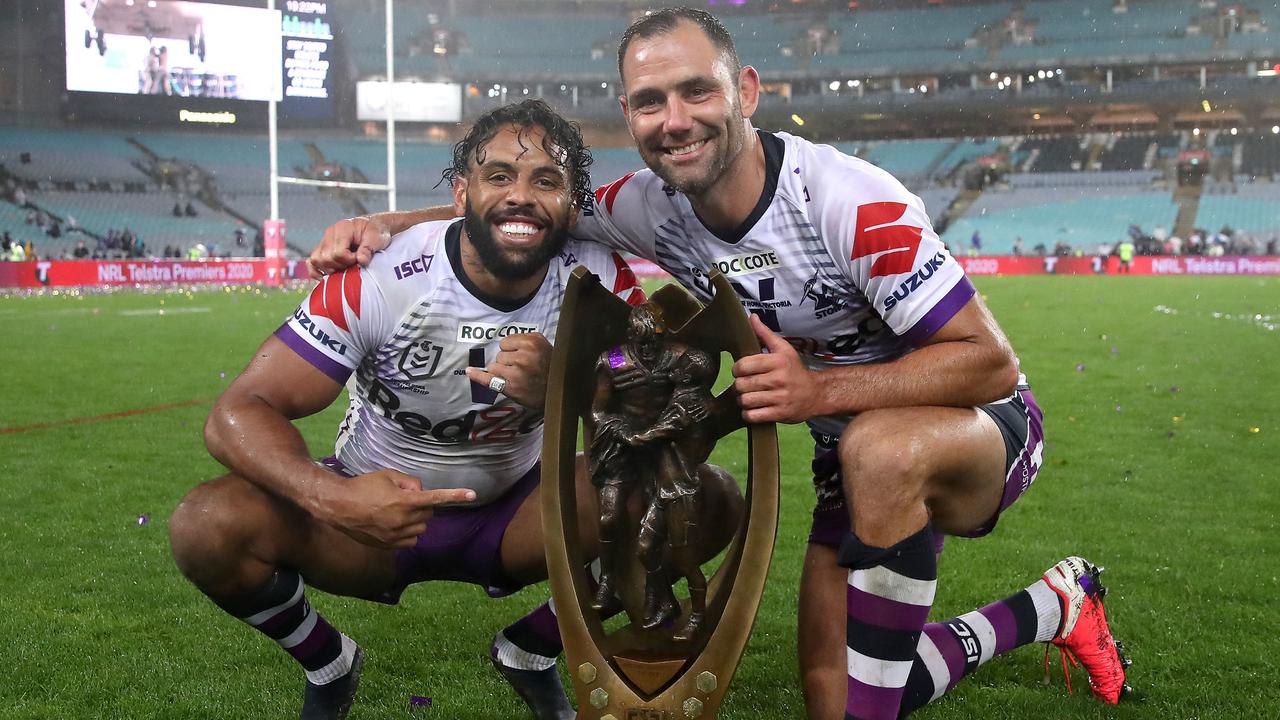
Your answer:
[900,576,1064,714]
[222,569,356,685]
[493,561,622,672]
[837,525,937,720]
[492,597,562,672]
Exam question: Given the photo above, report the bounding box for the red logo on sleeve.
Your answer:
[610,252,646,306]
[850,202,923,278]
[593,172,636,215]
[307,267,362,332]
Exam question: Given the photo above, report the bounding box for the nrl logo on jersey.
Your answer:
[457,322,540,342]
[398,339,444,380]
[800,273,847,319]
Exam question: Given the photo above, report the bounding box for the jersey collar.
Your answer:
[690,129,784,245]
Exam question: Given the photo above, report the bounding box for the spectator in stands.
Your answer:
[1012,236,1024,256]
[185,201,198,217]
[1153,224,1168,245]
[1033,242,1047,256]
[10,239,26,261]
[1054,240,1072,257]
[969,230,982,257]
[13,187,25,207]
[1,232,11,254]
[72,240,90,259]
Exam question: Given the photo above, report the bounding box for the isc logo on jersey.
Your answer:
[457,322,540,342]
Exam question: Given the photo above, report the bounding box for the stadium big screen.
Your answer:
[63,0,336,127]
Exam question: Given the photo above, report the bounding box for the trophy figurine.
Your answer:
[542,267,779,720]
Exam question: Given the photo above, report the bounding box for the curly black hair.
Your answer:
[440,99,593,208]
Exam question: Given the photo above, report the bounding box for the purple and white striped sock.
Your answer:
[230,570,355,685]
[492,597,562,672]
[838,525,937,720]
[900,576,1064,714]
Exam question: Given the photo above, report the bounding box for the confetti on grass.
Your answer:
[136,514,150,526]
[410,696,432,708]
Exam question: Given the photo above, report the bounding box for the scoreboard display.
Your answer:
[64,0,336,126]
[280,0,335,120]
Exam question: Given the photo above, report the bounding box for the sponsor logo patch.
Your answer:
[393,254,434,281]
[308,267,362,331]
[457,322,539,342]
[881,251,947,310]
[708,250,783,278]
[851,201,924,278]
[292,308,349,356]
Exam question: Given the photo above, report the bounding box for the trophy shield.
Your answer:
[542,266,780,720]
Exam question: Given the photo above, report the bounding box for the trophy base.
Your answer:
[612,650,687,696]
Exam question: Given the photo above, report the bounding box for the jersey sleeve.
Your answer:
[572,171,661,263]
[574,241,647,306]
[274,265,389,383]
[810,157,975,346]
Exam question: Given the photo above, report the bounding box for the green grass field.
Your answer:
[2,276,1277,719]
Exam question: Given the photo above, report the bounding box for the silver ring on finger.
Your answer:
[488,376,508,394]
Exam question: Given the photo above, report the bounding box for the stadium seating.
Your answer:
[999,0,1211,63]
[941,183,1177,253]
[1240,132,1280,179]
[1019,136,1086,172]
[1098,133,1157,171]
[1196,183,1280,239]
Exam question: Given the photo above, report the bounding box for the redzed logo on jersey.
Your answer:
[308,267,362,332]
[594,172,636,215]
[850,202,923,278]
[610,252,646,306]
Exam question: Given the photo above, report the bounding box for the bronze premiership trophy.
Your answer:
[542,267,780,720]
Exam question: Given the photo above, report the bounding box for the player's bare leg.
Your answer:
[818,406,1006,720]
[170,474,398,720]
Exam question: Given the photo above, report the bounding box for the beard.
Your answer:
[462,198,570,281]
[639,101,747,197]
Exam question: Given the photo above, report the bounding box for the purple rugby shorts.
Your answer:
[320,456,540,603]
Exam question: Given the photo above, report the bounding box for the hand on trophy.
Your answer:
[465,332,553,410]
[732,314,827,424]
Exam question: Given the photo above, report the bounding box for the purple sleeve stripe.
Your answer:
[274,324,354,384]
[901,276,976,346]
[847,584,933,632]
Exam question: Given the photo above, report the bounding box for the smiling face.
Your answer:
[453,123,576,282]
[619,20,756,197]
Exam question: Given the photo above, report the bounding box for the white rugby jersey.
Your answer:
[574,130,979,439]
[277,219,644,504]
